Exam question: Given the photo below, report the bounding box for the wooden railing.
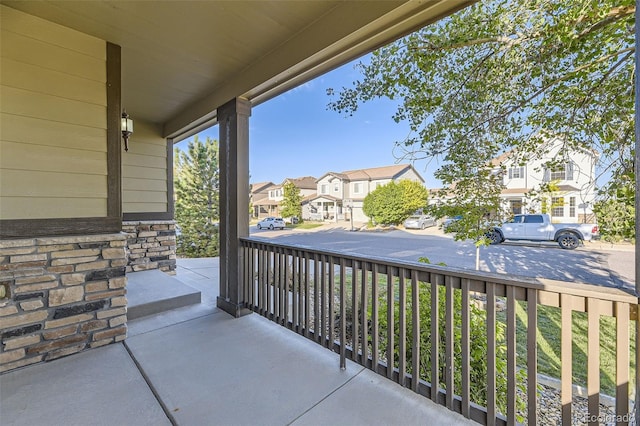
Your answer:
[240,237,638,425]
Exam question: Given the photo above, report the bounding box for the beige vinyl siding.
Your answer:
[122,120,168,213]
[0,6,107,220]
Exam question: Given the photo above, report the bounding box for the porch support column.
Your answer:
[217,97,252,317]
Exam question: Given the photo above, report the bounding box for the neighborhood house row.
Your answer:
[250,137,597,225]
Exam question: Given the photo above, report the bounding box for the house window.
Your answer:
[569,197,576,217]
[509,200,523,215]
[321,184,328,194]
[354,183,362,194]
[334,184,339,192]
[546,162,574,181]
[551,197,565,217]
[508,167,524,179]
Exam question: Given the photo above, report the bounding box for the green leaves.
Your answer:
[280,181,303,221]
[327,0,635,216]
[362,180,428,225]
[174,136,220,258]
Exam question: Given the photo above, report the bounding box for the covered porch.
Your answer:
[1,257,471,426]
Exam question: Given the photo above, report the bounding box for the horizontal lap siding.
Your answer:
[0,5,107,220]
[121,120,168,214]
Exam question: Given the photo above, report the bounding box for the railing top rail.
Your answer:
[241,236,639,305]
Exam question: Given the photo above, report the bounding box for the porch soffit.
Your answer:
[2,0,475,140]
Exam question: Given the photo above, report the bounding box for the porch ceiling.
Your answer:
[2,0,474,140]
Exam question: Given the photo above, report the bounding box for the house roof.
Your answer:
[283,176,317,190]
[318,164,424,183]
[251,182,275,194]
[2,1,474,141]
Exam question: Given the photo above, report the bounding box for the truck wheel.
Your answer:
[557,233,579,250]
[487,230,502,245]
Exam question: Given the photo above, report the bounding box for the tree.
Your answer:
[328,0,635,236]
[174,136,220,257]
[363,180,428,225]
[280,181,303,222]
[593,169,636,242]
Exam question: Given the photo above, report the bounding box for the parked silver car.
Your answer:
[256,217,285,230]
[403,215,437,230]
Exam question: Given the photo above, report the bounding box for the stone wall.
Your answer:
[0,234,127,373]
[122,221,176,274]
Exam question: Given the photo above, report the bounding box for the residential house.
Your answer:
[309,164,425,223]
[250,181,276,218]
[251,176,316,219]
[495,135,598,223]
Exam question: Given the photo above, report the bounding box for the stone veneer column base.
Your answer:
[0,233,128,373]
[122,221,176,274]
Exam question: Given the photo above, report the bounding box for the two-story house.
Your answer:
[250,181,276,218]
[252,176,316,219]
[308,164,425,223]
[495,135,598,223]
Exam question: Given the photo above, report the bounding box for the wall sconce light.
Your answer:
[121,109,133,151]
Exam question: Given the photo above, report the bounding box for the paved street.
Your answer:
[250,223,636,291]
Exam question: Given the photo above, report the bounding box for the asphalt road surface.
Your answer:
[250,225,635,291]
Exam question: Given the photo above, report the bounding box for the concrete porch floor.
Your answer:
[0,258,473,426]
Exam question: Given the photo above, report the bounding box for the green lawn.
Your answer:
[286,222,324,230]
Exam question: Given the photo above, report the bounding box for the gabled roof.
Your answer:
[283,176,317,190]
[251,182,276,194]
[317,164,424,183]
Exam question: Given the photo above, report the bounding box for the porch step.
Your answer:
[126,269,201,320]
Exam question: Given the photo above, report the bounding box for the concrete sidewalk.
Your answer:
[1,258,472,426]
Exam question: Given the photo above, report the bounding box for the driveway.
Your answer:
[250,224,635,291]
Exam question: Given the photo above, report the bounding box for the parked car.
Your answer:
[486,213,598,250]
[442,215,462,232]
[403,215,437,230]
[256,217,285,230]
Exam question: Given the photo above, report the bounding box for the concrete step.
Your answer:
[127,269,201,320]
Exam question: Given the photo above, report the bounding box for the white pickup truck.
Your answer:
[487,214,599,250]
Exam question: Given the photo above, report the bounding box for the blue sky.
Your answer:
[175,56,443,189]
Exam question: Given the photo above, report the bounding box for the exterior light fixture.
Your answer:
[121,109,133,151]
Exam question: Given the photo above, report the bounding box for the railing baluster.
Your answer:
[352,260,359,362]
[387,270,395,380]
[561,293,572,426]
[278,249,284,324]
[266,246,272,318]
[399,268,407,386]
[527,288,538,426]
[304,253,310,338]
[340,258,346,369]
[371,265,379,374]
[257,245,263,313]
[293,251,299,332]
[411,270,420,393]
[273,247,279,322]
[319,255,326,345]
[314,253,319,341]
[587,298,600,426]
[445,275,454,409]
[249,245,255,309]
[284,252,290,329]
[461,278,470,418]
[506,286,516,425]
[328,256,335,350]
[615,301,630,425]
[431,273,440,403]
[487,282,496,426]
[361,262,368,367]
